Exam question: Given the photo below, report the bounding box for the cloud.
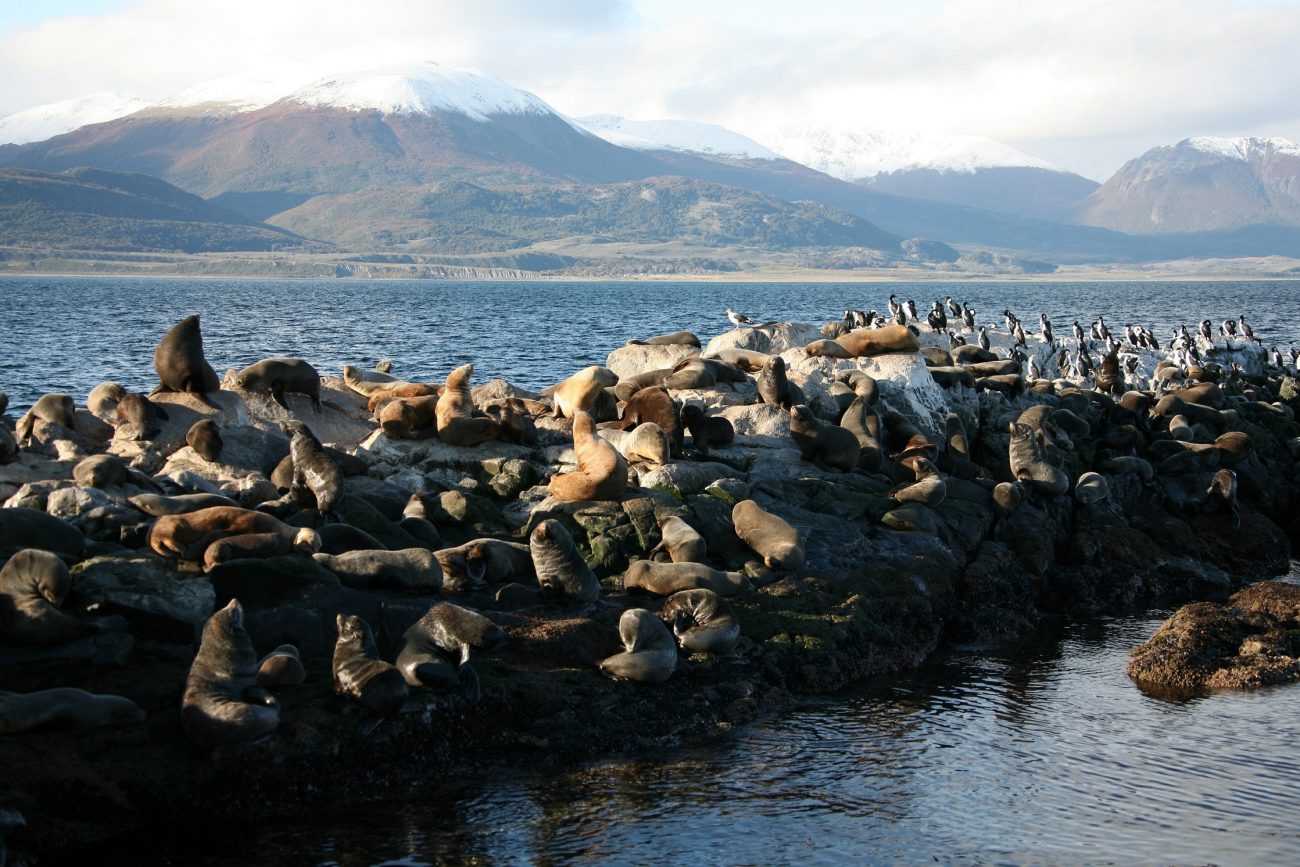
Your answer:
[2,0,1299,178]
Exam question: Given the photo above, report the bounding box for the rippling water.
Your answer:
[2,276,1298,413]
[102,613,1300,866]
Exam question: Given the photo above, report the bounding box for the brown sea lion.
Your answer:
[0,549,91,644]
[530,519,600,603]
[202,529,320,572]
[182,599,280,748]
[186,419,223,462]
[835,324,918,358]
[313,549,445,592]
[622,559,750,596]
[112,392,168,440]
[0,688,144,735]
[756,356,798,409]
[626,331,701,347]
[72,453,162,491]
[15,393,74,444]
[435,363,500,446]
[839,396,883,472]
[805,339,853,359]
[598,608,678,683]
[890,457,947,507]
[1008,422,1069,496]
[332,613,408,715]
[256,645,306,688]
[548,411,628,502]
[732,499,805,570]
[551,366,619,419]
[129,491,239,516]
[649,515,707,563]
[147,506,304,561]
[789,404,859,472]
[706,348,771,371]
[603,423,671,466]
[618,385,682,450]
[342,364,401,396]
[680,404,734,455]
[279,420,343,518]
[367,383,440,413]
[378,395,439,439]
[661,588,740,655]
[87,382,126,421]
[483,398,537,445]
[395,602,507,700]
[0,508,85,555]
[234,358,322,413]
[152,314,220,402]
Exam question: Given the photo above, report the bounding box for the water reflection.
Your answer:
[100,614,1300,866]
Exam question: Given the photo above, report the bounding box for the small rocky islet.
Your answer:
[1,302,1298,858]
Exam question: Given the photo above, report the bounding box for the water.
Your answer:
[108,614,1300,866]
[2,276,1298,412]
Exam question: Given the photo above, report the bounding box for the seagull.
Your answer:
[726,308,753,327]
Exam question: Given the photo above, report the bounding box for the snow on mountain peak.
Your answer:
[0,91,151,145]
[755,127,1061,180]
[157,60,320,114]
[285,62,556,120]
[1183,136,1300,162]
[576,115,779,160]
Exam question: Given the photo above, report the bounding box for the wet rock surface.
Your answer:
[0,317,1297,861]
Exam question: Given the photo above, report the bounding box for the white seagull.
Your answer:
[726,308,754,327]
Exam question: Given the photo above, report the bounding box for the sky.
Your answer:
[2,0,1299,180]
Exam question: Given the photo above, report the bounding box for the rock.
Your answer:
[716,404,791,445]
[72,555,215,643]
[605,344,700,380]
[221,373,375,448]
[637,463,742,500]
[161,424,288,483]
[472,379,540,404]
[703,322,822,357]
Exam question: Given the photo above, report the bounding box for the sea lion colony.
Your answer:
[1,297,1299,852]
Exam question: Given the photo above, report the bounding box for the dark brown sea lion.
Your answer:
[280,420,343,519]
[732,499,804,570]
[152,314,220,403]
[186,419,223,462]
[835,324,918,357]
[235,358,323,413]
[619,385,682,451]
[680,404,734,455]
[147,506,304,561]
[0,549,91,644]
[15,393,75,444]
[0,688,144,735]
[112,392,168,440]
[333,613,408,715]
[530,519,600,603]
[395,602,508,701]
[598,609,678,683]
[625,331,701,347]
[181,599,280,748]
[789,404,859,472]
[661,588,740,655]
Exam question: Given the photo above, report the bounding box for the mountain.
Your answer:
[270,175,901,253]
[1073,136,1300,234]
[0,92,151,145]
[0,166,311,252]
[576,115,779,160]
[755,126,1098,220]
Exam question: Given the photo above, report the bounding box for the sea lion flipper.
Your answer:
[458,664,481,704]
[311,395,322,414]
[271,389,291,412]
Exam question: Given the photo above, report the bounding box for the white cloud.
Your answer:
[2,0,1299,179]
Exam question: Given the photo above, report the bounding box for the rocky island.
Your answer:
[1,307,1296,862]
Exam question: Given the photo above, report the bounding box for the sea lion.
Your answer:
[551,366,619,419]
[1099,456,1154,482]
[890,457,947,507]
[622,559,750,596]
[598,608,678,683]
[87,381,127,421]
[72,453,162,491]
[530,519,600,603]
[366,383,440,412]
[396,602,508,701]
[256,645,306,688]
[732,499,805,570]
[1171,382,1224,409]
[182,599,280,748]
[789,404,859,472]
[976,374,1025,397]
[15,392,74,444]
[603,423,671,466]
[680,404,734,455]
[1095,351,1122,394]
[548,411,628,502]
[756,356,797,409]
[1008,422,1069,496]
[1213,431,1253,467]
[437,538,532,586]
[435,363,500,446]
[613,369,673,402]
[661,588,740,655]
[0,507,85,555]
[882,502,939,533]
[202,529,320,572]
[841,370,879,404]
[333,613,408,716]
[965,360,1022,378]
[822,321,849,338]
[186,419,223,462]
[312,549,445,592]
[279,420,343,519]
[618,386,682,450]
[378,395,439,439]
[234,358,323,413]
[991,481,1025,516]
[952,344,997,365]
[1074,471,1109,504]
[649,515,707,563]
[927,366,976,389]
[805,338,853,359]
[317,523,388,555]
[112,392,168,440]
[147,506,305,561]
[663,358,716,390]
[0,688,144,735]
[0,549,92,644]
[128,492,239,516]
[920,346,954,367]
[835,324,918,357]
[706,347,771,371]
[839,395,883,472]
[1203,468,1240,530]
[152,314,220,402]
[342,364,400,395]
[626,330,701,347]
[0,425,15,465]
[483,398,538,445]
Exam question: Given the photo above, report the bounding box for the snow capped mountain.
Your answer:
[0,91,151,145]
[756,127,1061,180]
[576,115,778,160]
[1182,135,1300,162]
[284,61,557,120]
[156,60,320,114]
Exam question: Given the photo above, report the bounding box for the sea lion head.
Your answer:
[293,528,322,555]
[789,404,814,425]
